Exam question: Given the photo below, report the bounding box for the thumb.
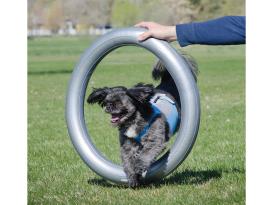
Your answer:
[138,31,152,41]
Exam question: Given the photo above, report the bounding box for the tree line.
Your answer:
[28,0,245,33]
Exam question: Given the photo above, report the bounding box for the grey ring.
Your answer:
[66,27,200,184]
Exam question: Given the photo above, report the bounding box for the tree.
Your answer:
[161,0,197,24]
[63,0,115,27]
[28,0,47,29]
[112,0,140,26]
[45,0,64,32]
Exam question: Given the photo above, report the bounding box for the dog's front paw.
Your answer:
[128,180,139,188]
[128,175,140,188]
[135,163,147,176]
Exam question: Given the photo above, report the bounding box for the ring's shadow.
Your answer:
[87,168,243,189]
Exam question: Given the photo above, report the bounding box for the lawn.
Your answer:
[28,36,245,204]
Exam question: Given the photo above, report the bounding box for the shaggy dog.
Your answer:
[87,54,198,187]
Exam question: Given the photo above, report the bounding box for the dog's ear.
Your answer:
[87,87,110,106]
[126,83,154,104]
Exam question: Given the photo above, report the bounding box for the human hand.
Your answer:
[135,21,177,42]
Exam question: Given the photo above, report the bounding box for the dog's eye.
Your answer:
[106,102,115,108]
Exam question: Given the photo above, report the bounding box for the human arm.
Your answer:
[135,16,245,47]
[176,16,245,47]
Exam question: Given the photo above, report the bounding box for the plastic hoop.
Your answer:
[66,27,200,184]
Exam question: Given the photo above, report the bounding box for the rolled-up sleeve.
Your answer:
[176,16,246,47]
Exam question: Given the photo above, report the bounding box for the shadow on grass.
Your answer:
[87,178,125,188]
[87,167,244,189]
[159,169,222,186]
[28,69,72,75]
[87,168,245,189]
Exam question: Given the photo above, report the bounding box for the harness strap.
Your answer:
[134,105,161,143]
[133,94,179,144]
[150,93,179,134]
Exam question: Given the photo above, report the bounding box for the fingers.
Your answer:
[134,22,144,27]
[138,31,152,41]
[134,21,152,29]
[135,22,153,41]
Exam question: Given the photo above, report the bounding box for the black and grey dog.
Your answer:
[87,54,198,187]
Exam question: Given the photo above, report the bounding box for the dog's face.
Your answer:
[101,89,136,126]
[87,84,154,127]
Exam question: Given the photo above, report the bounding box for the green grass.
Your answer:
[28,36,245,204]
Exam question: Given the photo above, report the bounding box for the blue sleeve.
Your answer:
[176,16,245,47]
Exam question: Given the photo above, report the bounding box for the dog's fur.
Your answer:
[87,53,198,187]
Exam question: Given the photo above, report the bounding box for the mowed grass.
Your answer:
[28,36,245,205]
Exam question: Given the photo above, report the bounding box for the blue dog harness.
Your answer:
[134,94,179,143]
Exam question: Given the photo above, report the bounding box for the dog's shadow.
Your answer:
[87,168,243,188]
[156,169,222,186]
